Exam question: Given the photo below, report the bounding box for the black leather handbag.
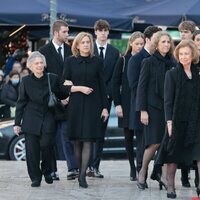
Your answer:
[47,73,58,108]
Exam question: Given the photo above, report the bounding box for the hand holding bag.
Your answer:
[47,73,58,108]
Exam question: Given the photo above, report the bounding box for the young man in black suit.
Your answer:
[39,20,78,181]
[88,19,120,178]
[127,26,161,184]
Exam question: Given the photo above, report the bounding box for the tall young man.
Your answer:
[39,20,78,181]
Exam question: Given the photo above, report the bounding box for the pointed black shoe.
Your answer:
[31,180,41,187]
[79,180,88,188]
[167,191,176,199]
[137,181,146,190]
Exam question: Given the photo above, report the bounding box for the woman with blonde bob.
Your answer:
[62,32,109,188]
[162,40,200,198]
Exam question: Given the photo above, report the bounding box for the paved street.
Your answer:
[0,160,198,200]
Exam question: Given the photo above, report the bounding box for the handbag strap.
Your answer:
[122,56,126,73]
[47,73,52,94]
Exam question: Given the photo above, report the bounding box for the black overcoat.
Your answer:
[62,56,108,140]
[127,48,150,130]
[136,51,175,146]
[14,73,70,135]
[111,53,131,128]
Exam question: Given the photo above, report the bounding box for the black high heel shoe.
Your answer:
[159,180,167,190]
[196,187,200,197]
[150,173,167,190]
[137,181,146,190]
[167,191,176,199]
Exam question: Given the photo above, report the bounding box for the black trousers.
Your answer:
[89,98,112,170]
[25,132,55,182]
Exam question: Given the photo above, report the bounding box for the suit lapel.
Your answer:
[49,42,63,66]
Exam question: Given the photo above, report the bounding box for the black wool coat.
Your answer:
[111,53,132,128]
[14,73,70,135]
[62,56,108,140]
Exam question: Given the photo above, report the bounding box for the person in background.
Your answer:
[127,26,161,184]
[163,40,200,199]
[13,51,71,187]
[39,20,78,181]
[178,20,196,188]
[0,70,6,119]
[136,31,176,190]
[62,32,109,188]
[178,20,196,41]
[112,31,144,181]
[1,70,20,118]
[88,19,120,178]
[20,67,30,79]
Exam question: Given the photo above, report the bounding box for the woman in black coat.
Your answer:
[62,32,109,188]
[163,40,200,198]
[1,70,20,118]
[13,51,71,187]
[136,31,176,190]
[112,31,144,181]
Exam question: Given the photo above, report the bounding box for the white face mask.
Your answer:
[11,78,19,85]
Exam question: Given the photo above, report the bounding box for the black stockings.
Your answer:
[124,128,136,178]
[167,163,177,193]
[74,141,92,181]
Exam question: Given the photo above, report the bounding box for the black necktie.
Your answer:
[99,47,104,59]
[58,46,63,61]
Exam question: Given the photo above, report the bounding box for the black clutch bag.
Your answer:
[47,73,58,108]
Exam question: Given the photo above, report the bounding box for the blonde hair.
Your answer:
[71,32,94,57]
[152,31,174,55]
[174,40,199,64]
[26,51,46,69]
[125,31,144,55]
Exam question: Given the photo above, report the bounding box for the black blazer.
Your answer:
[94,43,120,98]
[14,73,70,135]
[39,41,72,77]
[127,48,150,130]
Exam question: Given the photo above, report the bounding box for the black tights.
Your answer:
[124,128,136,178]
[74,141,92,181]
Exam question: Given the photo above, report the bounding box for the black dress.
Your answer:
[62,55,108,141]
[112,53,131,128]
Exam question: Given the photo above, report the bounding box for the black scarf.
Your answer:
[152,51,176,99]
[172,63,200,146]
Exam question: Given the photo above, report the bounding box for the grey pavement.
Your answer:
[0,160,198,200]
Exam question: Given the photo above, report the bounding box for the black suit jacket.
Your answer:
[94,43,119,98]
[39,41,71,77]
[14,73,70,135]
[127,48,150,130]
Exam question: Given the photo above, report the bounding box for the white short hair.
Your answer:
[26,51,46,68]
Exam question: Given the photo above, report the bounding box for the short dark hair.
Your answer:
[9,70,20,78]
[94,19,110,31]
[193,30,200,39]
[52,20,68,33]
[178,20,196,33]
[143,26,161,39]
